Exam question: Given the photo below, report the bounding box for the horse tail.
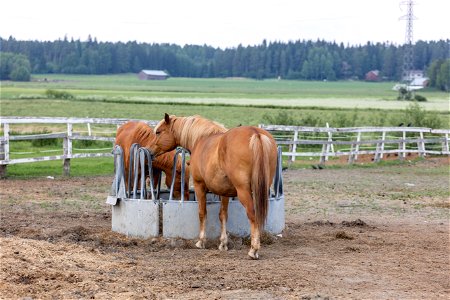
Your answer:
[249,133,272,231]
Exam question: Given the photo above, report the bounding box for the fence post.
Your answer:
[374,131,386,162]
[417,131,425,158]
[319,143,326,164]
[354,131,361,161]
[399,130,406,160]
[325,123,334,161]
[63,123,73,176]
[443,133,449,154]
[0,123,10,178]
[290,130,298,163]
[348,131,361,164]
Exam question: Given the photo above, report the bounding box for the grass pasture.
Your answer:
[1,74,449,127]
[2,74,449,111]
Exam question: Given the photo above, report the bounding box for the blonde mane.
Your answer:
[157,115,227,150]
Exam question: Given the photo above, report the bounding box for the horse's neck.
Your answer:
[154,152,178,173]
[173,117,226,151]
[134,127,155,148]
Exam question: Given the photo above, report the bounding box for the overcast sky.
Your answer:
[1,0,448,48]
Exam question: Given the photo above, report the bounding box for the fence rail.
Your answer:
[1,117,449,177]
[0,117,159,177]
[259,124,450,164]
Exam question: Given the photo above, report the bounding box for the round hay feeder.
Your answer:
[106,145,284,239]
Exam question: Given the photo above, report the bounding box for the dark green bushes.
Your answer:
[0,52,31,81]
[262,103,444,129]
[397,87,427,102]
[45,89,75,99]
[413,94,427,102]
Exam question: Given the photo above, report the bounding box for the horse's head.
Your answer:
[149,113,178,157]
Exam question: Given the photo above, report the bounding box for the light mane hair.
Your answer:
[132,122,156,147]
[157,115,227,150]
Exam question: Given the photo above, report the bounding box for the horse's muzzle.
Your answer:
[147,148,161,159]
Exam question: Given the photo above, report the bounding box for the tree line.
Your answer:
[1,36,448,87]
[0,52,31,81]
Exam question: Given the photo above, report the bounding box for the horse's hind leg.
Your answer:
[236,188,260,259]
[194,182,207,249]
[219,196,229,251]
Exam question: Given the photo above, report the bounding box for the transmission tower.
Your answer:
[400,0,416,83]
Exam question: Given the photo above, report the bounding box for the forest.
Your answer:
[0,36,448,86]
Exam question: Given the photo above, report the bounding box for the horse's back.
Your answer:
[221,126,277,162]
[191,126,277,192]
[116,121,151,146]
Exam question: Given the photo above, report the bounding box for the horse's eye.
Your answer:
[156,131,160,136]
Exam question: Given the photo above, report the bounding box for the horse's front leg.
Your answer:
[218,196,229,251]
[194,182,207,249]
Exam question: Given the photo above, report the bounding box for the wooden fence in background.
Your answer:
[259,124,450,164]
[0,117,158,177]
[1,117,449,177]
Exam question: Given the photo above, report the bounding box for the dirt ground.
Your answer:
[1,157,449,299]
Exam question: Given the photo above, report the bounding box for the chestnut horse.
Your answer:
[149,114,277,259]
[115,121,189,200]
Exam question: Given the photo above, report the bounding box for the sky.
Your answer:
[1,0,449,48]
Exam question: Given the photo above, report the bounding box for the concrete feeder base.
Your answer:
[110,192,284,239]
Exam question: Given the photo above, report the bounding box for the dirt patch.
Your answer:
[1,158,449,299]
[341,218,369,227]
[335,230,354,240]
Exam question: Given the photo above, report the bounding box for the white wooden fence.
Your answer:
[0,117,159,177]
[259,124,450,164]
[1,117,449,177]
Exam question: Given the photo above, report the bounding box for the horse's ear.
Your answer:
[164,113,170,124]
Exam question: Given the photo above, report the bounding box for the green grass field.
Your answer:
[5,157,113,177]
[2,74,449,111]
[1,74,448,177]
[2,74,449,127]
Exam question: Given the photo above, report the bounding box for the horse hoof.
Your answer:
[218,243,228,251]
[195,240,205,249]
[248,249,259,260]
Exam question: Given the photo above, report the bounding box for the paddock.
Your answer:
[0,156,448,299]
[0,117,449,298]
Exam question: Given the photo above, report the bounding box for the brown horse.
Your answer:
[149,114,277,259]
[115,121,190,200]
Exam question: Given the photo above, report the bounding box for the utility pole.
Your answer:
[400,0,416,83]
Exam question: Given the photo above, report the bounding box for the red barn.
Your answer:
[365,70,380,81]
[138,70,169,80]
